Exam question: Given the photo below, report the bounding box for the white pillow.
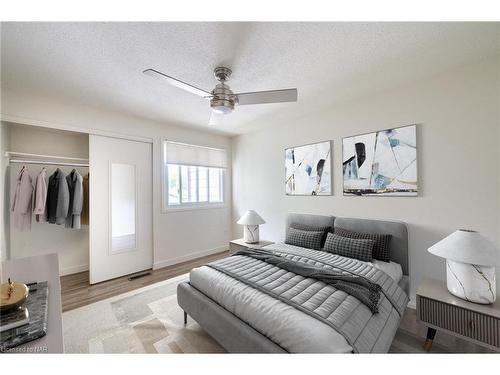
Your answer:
[370,260,403,283]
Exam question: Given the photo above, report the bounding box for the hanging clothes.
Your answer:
[33,168,48,222]
[81,173,89,226]
[46,168,69,225]
[11,166,34,232]
[65,169,83,229]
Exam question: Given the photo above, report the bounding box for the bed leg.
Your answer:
[423,327,436,352]
[183,311,188,325]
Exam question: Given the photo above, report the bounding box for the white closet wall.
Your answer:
[8,123,89,158]
[0,122,11,261]
[6,122,89,275]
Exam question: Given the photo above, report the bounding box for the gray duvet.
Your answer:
[189,243,408,353]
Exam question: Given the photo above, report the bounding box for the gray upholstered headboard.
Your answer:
[285,213,335,236]
[285,213,409,276]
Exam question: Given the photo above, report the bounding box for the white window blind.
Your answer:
[164,141,227,168]
[163,140,226,210]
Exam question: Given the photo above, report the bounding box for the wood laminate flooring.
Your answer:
[60,250,229,312]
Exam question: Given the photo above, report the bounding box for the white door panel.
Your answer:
[90,135,153,284]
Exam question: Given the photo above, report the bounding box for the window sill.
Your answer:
[162,204,227,213]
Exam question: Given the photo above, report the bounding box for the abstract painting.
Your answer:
[285,141,331,195]
[343,125,417,196]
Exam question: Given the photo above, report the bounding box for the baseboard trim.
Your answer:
[60,263,89,276]
[153,245,228,270]
[59,246,228,276]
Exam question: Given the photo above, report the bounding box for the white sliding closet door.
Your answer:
[89,135,153,284]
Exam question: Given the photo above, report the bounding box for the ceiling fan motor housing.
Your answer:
[210,82,238,114]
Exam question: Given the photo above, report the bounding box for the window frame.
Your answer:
[161,139,227,213]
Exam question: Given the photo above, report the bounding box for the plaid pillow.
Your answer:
[324,233,374,262]
[289,223,332,247]
[285,227,324,250]
[334,227,392,262]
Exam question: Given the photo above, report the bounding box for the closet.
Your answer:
[5,123,90,276]
[1,121,153,283]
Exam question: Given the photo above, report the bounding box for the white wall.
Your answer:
[7,123,89,158]
[232,57,500,300]
[0,122,11,261]
[0,92,232,272]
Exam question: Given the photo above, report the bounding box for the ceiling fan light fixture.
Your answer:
[212,105,233,115]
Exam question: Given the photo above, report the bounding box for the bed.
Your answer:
[177,214,410,353]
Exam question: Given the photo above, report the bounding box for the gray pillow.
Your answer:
[323,233,375,262]
[334,227,392,262]
[285,227,324,250]
[289,223,332,247]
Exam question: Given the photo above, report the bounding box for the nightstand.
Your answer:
[229,238,274,254]
[416,278,500,352]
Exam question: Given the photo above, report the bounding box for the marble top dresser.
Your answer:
[1,253,63,353]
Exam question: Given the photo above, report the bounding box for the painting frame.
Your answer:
[285,140,333,196]
[342,124,418,197]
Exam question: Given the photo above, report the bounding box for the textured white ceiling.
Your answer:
[1,22,499,135]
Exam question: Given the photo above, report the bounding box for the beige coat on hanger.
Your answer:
[11,167,34,232]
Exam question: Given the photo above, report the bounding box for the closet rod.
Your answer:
[5,151,89,162]
[9,159,89,167]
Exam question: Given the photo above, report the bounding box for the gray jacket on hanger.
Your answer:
[65,169,83,229]
[33,168,48,222]
[47,168,69,225]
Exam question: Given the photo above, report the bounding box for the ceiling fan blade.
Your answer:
[208,110,226,126]
[143,68,212,98]
[235,88,297,106]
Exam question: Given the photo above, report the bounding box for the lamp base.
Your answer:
[243,225,259,244]
[446,259,496,304]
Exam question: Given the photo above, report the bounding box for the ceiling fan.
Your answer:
[143,66,298,125]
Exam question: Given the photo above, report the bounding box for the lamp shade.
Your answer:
[428,229,499,266]
[237,210,265,226]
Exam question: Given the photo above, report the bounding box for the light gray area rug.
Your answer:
[63,274,491,353]
[63,274,225,353]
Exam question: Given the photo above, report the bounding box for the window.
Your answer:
[163,141,227,210]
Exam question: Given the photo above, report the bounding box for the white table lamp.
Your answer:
[237,210,265,244]
[428,229,499,304]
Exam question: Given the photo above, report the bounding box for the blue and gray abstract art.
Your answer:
[285,141,332,196]
[343,125,417,196]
